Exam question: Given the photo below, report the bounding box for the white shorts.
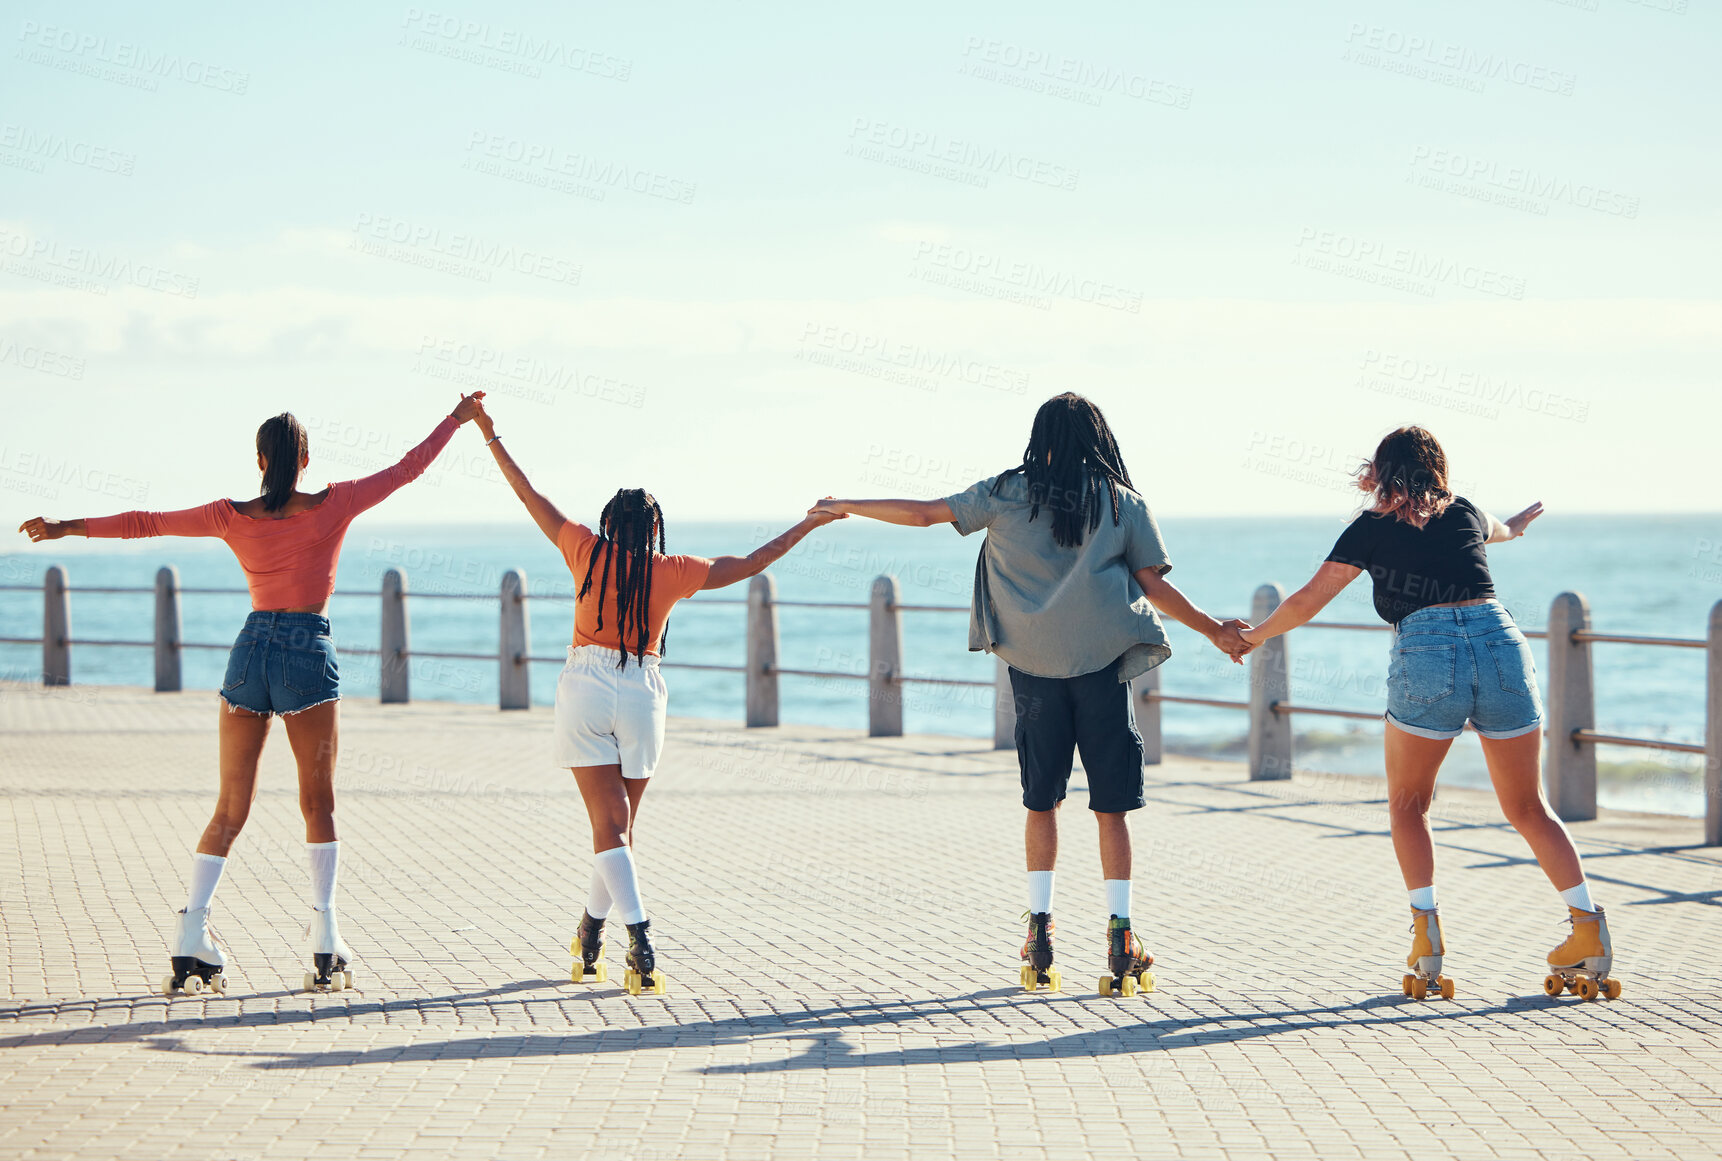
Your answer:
[553,645,669,779]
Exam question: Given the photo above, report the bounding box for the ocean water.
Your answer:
[3,513,1717,816]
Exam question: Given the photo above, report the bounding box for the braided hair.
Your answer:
[579,488,669,669]
[993,392,1135,548]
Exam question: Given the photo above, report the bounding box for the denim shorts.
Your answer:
[1386,601,1543,741]
[219,611,341,717]
[1008,661,1145,813]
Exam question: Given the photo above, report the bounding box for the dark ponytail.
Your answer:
[256,413,308,512]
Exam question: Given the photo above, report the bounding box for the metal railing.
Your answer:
[4,568,1718,845]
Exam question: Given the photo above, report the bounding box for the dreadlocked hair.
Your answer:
[992,392,1136,548]
[577,488,669,669]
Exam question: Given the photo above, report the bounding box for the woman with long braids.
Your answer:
[1238,426,1619,1001]
[470,399,842,995]
[17,393,487,995]
[815,392,1253,996]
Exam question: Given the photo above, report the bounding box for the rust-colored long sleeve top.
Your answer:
[85,416,459,609]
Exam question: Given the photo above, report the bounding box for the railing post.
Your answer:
[499,569,530,711]
[380,568,409,705]
[746,573,779,727]
[1132,664,1162,765]
[43,565,69,686]
[1705,600,1722,846]
[1248,583,1291,780]
[869,575,903,737]
[993,655,1015,750]
[154,566,181,693]
[1544,591,1597,822]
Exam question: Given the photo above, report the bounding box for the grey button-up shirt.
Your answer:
[944,472,1173,682]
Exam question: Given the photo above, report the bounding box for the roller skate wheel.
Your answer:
[1136,971,1155,994]
[570,962,587,984]
[303,972,318,992]
[1019,964,1037,991]
[160,975,177,997]
[1602,979,1622,1000]
[1403,974,1417,997]
[1097,976,1114,997]
[624,970,641,996]
[210,974,227,995]
[570,937,581,957]
[184,975,204,996]
[1045,969,1062,993]
[1119,975,1138,998]
[1566,979,1581,995]
[1576,978,1599,1001]
[1410,976,1428,1000]
[593,963,608,984]
[650,974,667,996]
[1438,976,1455,1000]
[342,970,354,990]
[1542,975,1564,997]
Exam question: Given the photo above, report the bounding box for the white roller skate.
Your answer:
[303,907,355,992]
[161,907,228,996]
[1401,906,1455,1000]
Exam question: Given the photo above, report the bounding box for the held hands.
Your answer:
[806,496,848,527]
[470,396,497,442]
[1503,500,1544,539]
[450,391,487,426]
[1211,618,1256,664]
[17,517,67,543]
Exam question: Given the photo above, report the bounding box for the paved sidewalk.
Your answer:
[2,682,1720,1161]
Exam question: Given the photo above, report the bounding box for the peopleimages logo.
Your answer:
[16,20,250,94]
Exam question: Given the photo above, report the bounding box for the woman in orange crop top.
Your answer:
[470,398,842,995]
[17,392,486,996]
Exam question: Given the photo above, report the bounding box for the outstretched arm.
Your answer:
[343,393,483,516]
[1485,501,1543,544]
[813,497,953,528]
[22,502,229,542]
[702,504,845,590]
[1239,562,1363,646]
[473,402,567,545]
[1135,567,1254,663]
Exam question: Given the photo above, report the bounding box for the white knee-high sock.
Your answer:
[1104,879,1132,920]
[593,846,645,925]
[586,871,613,920]
[184,853,226,912]
[306,841,339,911]
[1558,881,1595,912]
[1026,871,1055,914]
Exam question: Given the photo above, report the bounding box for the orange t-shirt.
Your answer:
[557,520,711,655]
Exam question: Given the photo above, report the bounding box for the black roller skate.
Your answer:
[569,910,609,984]
[623,919,665,996]
[1098,915,1155,997]
[1019,911,1061,992]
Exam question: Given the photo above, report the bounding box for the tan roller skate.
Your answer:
[1097,916,1155,997]
[1019,911,1061,992]
[1402,906,1455,1000]
[1544,905,1621,1001]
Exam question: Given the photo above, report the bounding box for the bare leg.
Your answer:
[1385,723,1454,889]
[572,764,631,852]
[624,776,648,849]
[1025,804,1059,872]
[197,703,271,856]
[1094,812,1132,881]
[281,701,340,844]
[1480,729,1585,890]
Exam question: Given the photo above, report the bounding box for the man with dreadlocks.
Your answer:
[471,399,844,995]
[816,392,1252,996]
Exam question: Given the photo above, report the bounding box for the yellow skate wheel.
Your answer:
[1045,969,1062,993]
[1575,978,1599,1001]
[571,962,586,984]
[1120,975,1139,998]
[1098,976,1114,997]
[651,974,667,996]
[623,969,642,996]
[1438,976,1455,1001]
[1410,976,1428,1000]
[1542,975,1564,997]
[594,963,608,984]
[570,937,581,957]
[1602,979,1622,1000]
[1402,974,1417,997]
[1136,971,1156,994]
[1020,964,1038,991]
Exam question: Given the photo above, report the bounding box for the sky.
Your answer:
[2,0,1718,529]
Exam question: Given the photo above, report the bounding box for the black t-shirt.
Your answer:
[1325,496,1496,624]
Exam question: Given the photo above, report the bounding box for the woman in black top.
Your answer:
[1239,426,1619,1001]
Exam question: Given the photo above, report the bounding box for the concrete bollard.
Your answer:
[1133,664,1162,765]
[43,565,69,686]
[1248,583,1291,780]
[1545,591,1597,822]
[380,568,409,705]
[993,655,1015,750]
[154,566,181,693]
[1706,600,1722,847]
[869,575,903,737]
[746,573,779,728]
[499,569,530,711]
